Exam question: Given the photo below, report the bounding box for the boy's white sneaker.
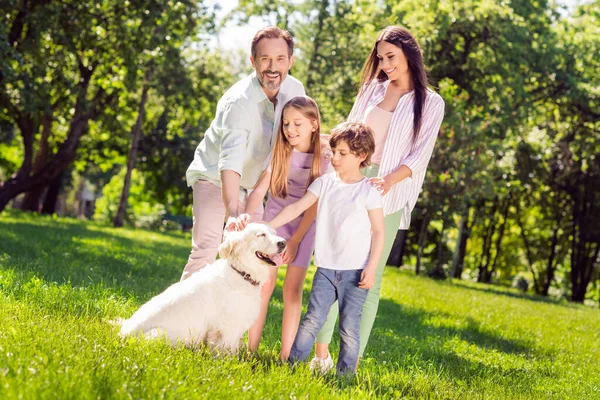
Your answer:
[309,352,334,374]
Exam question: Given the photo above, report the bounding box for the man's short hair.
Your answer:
[329,122,376,168]
[251,26,294,59]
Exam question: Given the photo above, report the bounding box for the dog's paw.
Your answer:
[105,317,124,327]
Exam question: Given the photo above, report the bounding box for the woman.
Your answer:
[310,25,445,372]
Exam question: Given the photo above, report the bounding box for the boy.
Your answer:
[242,121,385,374]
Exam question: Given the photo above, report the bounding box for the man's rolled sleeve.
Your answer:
[217,101,250,176]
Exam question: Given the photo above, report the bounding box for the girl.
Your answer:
[242,95,331,359]
[311,25,446,372]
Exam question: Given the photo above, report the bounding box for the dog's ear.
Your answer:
[218,234,236,259]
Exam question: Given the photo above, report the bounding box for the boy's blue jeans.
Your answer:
[289,267,369,374]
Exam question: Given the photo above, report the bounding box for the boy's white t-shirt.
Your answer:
[307,172,383,271]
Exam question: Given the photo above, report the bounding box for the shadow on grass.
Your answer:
[0,217,189,299]
[253,278,555,396]
[350,296,554,395]
[449,281,577,308]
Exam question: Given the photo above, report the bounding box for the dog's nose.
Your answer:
[277,240,286,251]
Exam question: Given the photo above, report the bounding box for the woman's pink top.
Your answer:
[364,105,393,164]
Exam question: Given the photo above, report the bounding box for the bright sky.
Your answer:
[205,0,267,57]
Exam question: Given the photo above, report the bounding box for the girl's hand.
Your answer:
[281,238,299,265]
[368,176,392,196]
[359,266,376,289]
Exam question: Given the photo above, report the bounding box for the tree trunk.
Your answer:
[429,217,447,280]
[569,177,599,303]
[387,229,408,268]
[20,114,53,212]
[486,195,511,283]
[415,213,430,275]
[113,69,152,228]
[0,115,36,210]
[451,204,471,278]
[477,198,498,282]
[516,200,543,294]
[541,224,560,296]
[0,63,106,212]
[41,170,64,215]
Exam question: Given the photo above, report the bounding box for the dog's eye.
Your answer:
[257,233,266,238]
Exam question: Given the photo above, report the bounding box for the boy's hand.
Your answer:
[359,266,376,289]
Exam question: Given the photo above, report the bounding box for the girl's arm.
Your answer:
[269,191,318,229]
[282,201,318,264]
[359,207,385,289]
[245,170,271,216]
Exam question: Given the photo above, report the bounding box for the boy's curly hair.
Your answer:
[329,122,376,168]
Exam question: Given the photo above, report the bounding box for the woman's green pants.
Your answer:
[315,165,403,357]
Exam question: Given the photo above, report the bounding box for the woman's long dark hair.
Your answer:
[359,26,429,142]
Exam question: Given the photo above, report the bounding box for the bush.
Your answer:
[512,274,530,293]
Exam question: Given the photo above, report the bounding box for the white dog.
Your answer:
[118,223,285,353]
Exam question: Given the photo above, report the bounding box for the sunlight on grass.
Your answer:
[1,210,599,399]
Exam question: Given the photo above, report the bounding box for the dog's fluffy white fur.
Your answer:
[118,223,285,353]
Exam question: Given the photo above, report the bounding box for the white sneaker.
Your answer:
[309,352,334,374]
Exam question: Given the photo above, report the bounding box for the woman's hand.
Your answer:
[281,238,299,265]
[368,176,393,196]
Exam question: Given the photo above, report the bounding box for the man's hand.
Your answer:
[224,214,253,232]
[236,214,252,230]
[359,266,376,289]
[224,216,239,233]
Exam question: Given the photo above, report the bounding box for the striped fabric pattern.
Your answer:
[348,79,445,229]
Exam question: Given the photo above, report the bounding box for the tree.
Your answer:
[112,1,211,227]
[0,0,209,213]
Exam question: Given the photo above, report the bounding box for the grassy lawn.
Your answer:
[1,210,599,399]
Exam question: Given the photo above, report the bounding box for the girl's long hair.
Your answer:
[359,26,429,142]
[269,96,322,198]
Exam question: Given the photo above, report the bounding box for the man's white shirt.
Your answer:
[186,72,305,190]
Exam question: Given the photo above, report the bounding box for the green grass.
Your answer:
[1,210,599,399]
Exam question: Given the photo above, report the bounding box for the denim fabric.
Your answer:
[289,267,369,374]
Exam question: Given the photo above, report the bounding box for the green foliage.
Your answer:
[2,0,599,301]
[1,213,599,398]
[94,168,165,228]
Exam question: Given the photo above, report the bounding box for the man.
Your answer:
[182,26,305,281]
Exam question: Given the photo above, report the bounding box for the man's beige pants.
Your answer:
[180,180,264,281]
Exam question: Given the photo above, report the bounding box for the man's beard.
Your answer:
[259,70,283,91]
